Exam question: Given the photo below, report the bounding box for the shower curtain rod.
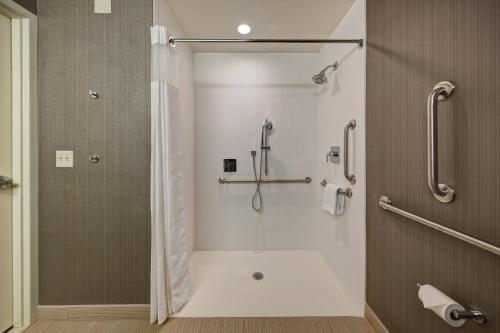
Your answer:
[168,37,364,47]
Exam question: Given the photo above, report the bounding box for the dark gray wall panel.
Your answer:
[367,0,500,332]
[14,0,36,14]
[38,0,152,304]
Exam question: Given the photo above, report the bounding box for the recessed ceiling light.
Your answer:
[237,23,251,35]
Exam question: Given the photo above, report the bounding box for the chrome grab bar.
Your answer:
[320,179,352,197]
[344,119,356,184]
[379,196,500,257]
[218,177,311,184]
[427,81,455,203]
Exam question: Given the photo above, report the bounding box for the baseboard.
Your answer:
[9,326,30,333]
[37,304,149,321]
[365,304,389,333]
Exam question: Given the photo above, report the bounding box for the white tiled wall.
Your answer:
[194,53,319,250]
[315,0,366,311]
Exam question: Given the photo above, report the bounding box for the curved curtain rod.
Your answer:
[168,37,364,47]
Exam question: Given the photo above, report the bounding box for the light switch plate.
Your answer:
[56,150,74,168]
[94,0,111,14]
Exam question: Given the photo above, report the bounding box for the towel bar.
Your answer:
[379,196,500,257]
[320,179,352,198]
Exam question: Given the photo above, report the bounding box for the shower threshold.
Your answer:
[172,251,362,318]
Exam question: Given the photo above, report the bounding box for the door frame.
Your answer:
[0,0,37,330]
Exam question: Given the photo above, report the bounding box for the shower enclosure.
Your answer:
[152,0,366,321]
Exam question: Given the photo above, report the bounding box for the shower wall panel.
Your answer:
[38,0,152,304]
[315,0,366,312]
[194,53,318,250]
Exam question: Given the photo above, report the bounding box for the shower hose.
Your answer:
[251,149,264,212]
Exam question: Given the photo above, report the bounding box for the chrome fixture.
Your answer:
[427,81,455,203]
[168,37,363,48]
[320,179,352,198]
[344,119,356,184]
[451,306,487,325]
[379,196,500,257]
[89,155,100,163]
[312,61,339,85]
[0,176,13,189]
[219,177,312,184]
[261,119,273,175]
[89,89,99,99]
[326,146,340,163]
[250,119,273,212]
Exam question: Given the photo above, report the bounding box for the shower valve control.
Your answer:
[326,146,340,164]
[89,154,101,164]
[223,158,237,172]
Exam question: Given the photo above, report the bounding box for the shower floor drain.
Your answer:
[252,272,264,281]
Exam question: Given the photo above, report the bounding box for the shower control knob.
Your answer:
[89,155,101,164]
[89,90,99,99]
[326,146,341,163]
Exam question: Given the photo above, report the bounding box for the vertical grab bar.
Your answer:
[344,119,356,184]
[427,81,455,203]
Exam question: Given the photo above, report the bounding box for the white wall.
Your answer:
[154,0,195,256]
[194,53,318,250]
[315,0,366,311]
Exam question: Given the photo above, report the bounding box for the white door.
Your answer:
[0,11,13,333]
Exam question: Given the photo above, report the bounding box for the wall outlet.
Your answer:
[94,0,111,14]
[56,150,74,168]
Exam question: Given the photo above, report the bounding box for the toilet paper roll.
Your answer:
[418,284,466,327]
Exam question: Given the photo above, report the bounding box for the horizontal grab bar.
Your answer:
[219,177,312,184]
[379,196,500,257]
[320,179,353,198]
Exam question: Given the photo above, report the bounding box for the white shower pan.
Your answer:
[173,251,362,317]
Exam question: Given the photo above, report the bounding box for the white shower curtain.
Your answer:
[150,25,191,324]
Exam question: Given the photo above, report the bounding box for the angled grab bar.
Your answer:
[427,81,455,203]
[379,196,500,257]
[344,119,356,184]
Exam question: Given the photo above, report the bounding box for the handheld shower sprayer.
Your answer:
[261,120,273,151]
[251,118,274,212]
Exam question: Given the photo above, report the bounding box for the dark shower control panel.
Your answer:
[223,159,237,172]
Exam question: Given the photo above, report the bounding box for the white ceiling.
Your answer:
[165,0,355,53]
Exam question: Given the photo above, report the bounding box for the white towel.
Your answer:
[335,189,345,216]
[322,183,346,216]
[321,184,336,215]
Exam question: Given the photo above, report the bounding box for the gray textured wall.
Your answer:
[366,0,500,332]
[38,0,152,304]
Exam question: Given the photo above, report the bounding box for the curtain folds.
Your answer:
[150,24,192,325]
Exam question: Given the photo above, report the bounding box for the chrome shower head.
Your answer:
[312,73,328,85]
[312,61,339,85]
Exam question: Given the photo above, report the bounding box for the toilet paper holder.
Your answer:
[417,283,487,325]
[450,306,487,325]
